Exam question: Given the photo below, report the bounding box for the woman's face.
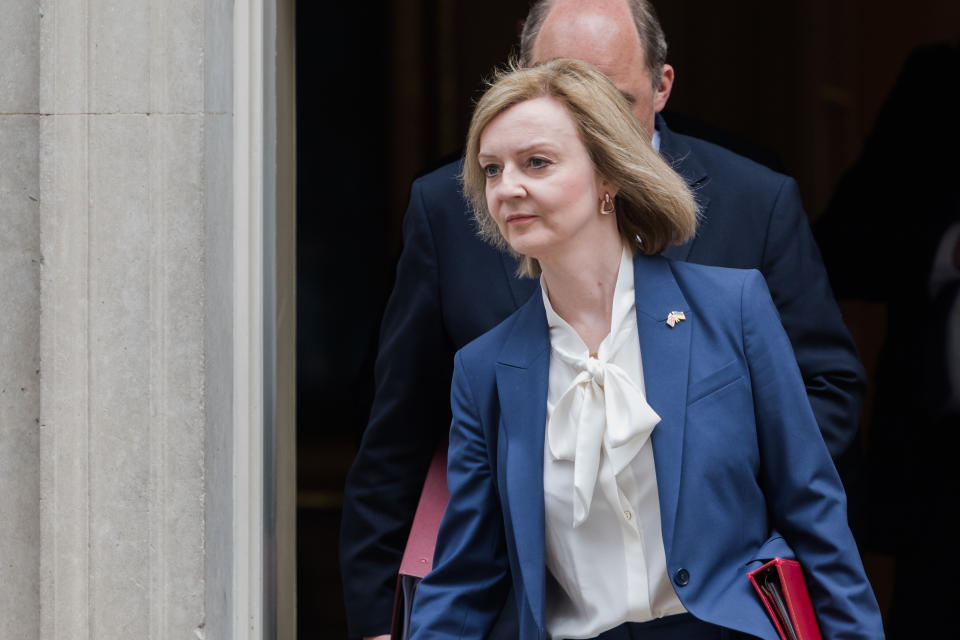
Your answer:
[478,96,612,264]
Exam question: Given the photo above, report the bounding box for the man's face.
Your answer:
[530,1,673,138]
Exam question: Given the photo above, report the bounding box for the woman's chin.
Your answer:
[505,235,549,260]
[506,242,542,262]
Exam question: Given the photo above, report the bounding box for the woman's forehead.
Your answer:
[479,96,581,153]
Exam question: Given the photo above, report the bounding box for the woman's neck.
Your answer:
[540,234,625,355]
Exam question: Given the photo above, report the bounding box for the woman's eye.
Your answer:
[483,164,500,178]
[529,157,551,169]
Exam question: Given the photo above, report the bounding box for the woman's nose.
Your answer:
[497,166,527,198]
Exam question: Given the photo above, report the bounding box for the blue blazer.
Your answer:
[341,116,867,636]
[410,255,882,640]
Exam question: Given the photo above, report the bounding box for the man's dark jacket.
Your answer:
[340,115,866,638]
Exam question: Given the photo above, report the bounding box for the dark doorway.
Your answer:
[294,2,528,636]
[294,3,392,636]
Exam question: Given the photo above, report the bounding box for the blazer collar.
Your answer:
[493,254,692,626]
[656,115,711,262]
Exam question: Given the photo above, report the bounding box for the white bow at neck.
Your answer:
[541,248,661,527]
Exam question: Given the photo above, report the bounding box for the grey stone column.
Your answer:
[34,0,234,638]
[0,1,42,638]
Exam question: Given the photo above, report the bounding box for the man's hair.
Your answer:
[519,0,669,89]
[462,58,697,277]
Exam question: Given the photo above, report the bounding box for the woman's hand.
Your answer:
[364,635,391,640]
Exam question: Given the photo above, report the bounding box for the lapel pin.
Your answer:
[666,310,686,328]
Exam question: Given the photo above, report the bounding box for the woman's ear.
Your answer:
[598,176,619,200]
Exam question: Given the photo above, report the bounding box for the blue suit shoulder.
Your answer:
[415,157,463,185]
[411,159,465,213]
[673,130,790,190]
[663,128,797,240]
[667,260,775,368]
[668,255,756,283]
[659,124,804,263]
[667,256,762,307]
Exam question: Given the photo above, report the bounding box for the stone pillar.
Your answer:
[0,0,256,637]
[0,1,42,638]
[35,0,233,637]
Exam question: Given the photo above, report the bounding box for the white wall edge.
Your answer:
[233,0,265,638]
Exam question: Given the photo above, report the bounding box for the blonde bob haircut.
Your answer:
[462,58,698,277]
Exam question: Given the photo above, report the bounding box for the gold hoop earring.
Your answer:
[601,192,615,215]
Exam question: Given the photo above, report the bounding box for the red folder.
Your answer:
[399,446,449,577]
[747,558,822,640]
[390,446,450,640]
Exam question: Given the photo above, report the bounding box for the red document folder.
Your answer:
[747,558,822,640]
[398,446,449,577]
[390,446,450,640]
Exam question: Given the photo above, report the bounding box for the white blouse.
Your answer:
[540,247,686,639]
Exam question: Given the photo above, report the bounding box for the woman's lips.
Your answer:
[506,214,537,225]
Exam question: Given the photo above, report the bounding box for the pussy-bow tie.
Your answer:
[547,327,661,527]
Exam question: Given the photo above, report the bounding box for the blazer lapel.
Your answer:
[633,253,692,555]
[494,290,550,629]
[657,115,712,263]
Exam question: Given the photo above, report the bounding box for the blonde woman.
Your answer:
[409,59,883,640]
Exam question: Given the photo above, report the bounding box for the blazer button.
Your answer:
[674,568,690,587]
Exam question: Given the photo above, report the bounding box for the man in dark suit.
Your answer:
[340,1,866,638]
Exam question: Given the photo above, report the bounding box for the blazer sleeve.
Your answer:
[409,352,510,639]
[340,177,457,637]
[760,177,866,458]
[742,270,884,639]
